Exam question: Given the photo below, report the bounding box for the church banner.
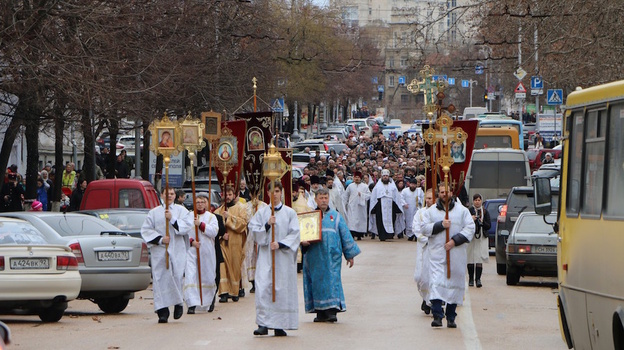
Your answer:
[235,111,274,199]
[213,120,246,194]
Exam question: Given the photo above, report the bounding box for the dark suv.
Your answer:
[495,186,559,275]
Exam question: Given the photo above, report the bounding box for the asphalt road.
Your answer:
[3,238,567,350]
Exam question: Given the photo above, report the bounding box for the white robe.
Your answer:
[401,187,424,237]
[248,203,300,330]
[183,211,219,310]
[466,207,489,264]
[421,201,475,305]
[368,180,405,235]
[342,182,371,233]
[412,207,431,304]
[329,186,347,220]
[141,204,194,310]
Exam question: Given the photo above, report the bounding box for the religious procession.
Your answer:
[138,68,488,337]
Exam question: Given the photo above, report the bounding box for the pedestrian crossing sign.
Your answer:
[547,89,563,105]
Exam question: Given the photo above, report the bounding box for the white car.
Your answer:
[0,218,82,322]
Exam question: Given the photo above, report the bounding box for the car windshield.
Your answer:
[516,214,557,234]
[526,149,539,160]
[0,221,49,245]
[93,212,147,232]
[508,192,560,213]
[40,215,122,236]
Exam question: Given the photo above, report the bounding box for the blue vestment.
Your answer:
[302,208,361,313]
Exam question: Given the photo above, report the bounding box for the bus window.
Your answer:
[475,135,513,149]
[606,103,624,217]
[474,127,520,149]
[580,110,606,217]
[566,112,584,215]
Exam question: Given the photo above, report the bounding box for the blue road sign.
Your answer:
[531,76,543,89]
[461,80,469,88]
[447,78,455,85]
[475,66,484,75]
[398,76,406,85]
[372,77,378,84]
[432,75,448,82]
[271,98,284,112]
[377,85,384,93]
[547,89,564,105]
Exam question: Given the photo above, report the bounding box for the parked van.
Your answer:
[465,149,531,201]
[462,107,488,119]
[80,179,161,210]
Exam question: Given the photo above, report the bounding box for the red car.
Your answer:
[527,149,561,173]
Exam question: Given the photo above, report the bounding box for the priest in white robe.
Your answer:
[342,171,370,240]
[141,187,194,323]
[326,170,347,220]
[368,169,405,241]
[401,177,424,241]
[248,181,300,337]
[421,184,475,328]
[413,188,434,315]
[183,193,219,314]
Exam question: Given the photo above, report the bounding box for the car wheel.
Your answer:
[96,296,130,314]
[497,263,507,275]
[506,266,520,286]
[38,306,65,322]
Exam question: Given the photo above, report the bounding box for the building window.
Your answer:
[389,57,395,68]
[401,94,409,105]
[389,76,395,87]
[400,57,407,67]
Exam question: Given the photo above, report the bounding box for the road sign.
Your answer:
[461,80,469,88]
[432,75,448,82]
[514,67,527,80]
[515,82,527,93]
[531,76,543,89]
[547,89,564,105]
[398,76,406,85]
[531,89,544,96]
[271,98,284,112]
[475,65,484,75]
[377,85,384,93]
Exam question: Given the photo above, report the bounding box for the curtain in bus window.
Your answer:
[581,110,605,216]
[606,103,624,217]
[119,189,145,208]
[567,112,584,215]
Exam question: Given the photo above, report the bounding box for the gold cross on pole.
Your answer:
[423,115,468,149]
[407,65,438,115]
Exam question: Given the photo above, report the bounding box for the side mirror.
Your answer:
[500,230,510,237]
[533,177,553,216]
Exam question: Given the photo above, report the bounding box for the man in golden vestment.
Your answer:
[214,185,249,302]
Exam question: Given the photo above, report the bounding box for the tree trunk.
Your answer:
[0,106,24,182]
[106,118,119,178]
[81,109,95,182]
[24,108,40,201]
[141,119,151,181]
[52,116,65,211]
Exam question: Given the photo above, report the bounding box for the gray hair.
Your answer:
[315,188,330,197]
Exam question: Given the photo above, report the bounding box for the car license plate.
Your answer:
[10,258,49,269]
[534,246,556,254]
[97,251,130,261]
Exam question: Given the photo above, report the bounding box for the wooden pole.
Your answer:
[443,164,451,279]
[270,179,276,303]
[164,157,170,270]
[190,152,203,305]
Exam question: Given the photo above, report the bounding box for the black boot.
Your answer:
[467,264,475,287]
[157,307,170,323]
[173,304,183,319]
[476,265,483,288]
[187,306,196,314]
[250,281,255,293]
[208,295,215,312]
[239,288,245,298]
[253,326,268,335]
[219,294,228,303]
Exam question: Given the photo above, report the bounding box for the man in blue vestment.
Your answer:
[301,188,361,323]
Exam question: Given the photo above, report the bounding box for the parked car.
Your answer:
[0,213,151,314]
[181,188,222,212]
[483,198,505,249]
[326,142,350,155]
[292,139,329,154]
[501,212,558,285]
[78,208,150,239]
[0,217,81,322]
[80,179,161,210]
[346,118,372,138]
[183,178,221,193]
[495,186,559,275]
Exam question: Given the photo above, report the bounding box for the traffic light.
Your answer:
[379,91,383,101]
[484,93,489,102]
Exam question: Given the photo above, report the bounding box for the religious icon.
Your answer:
[450,141,466,163]
[298,210,322,243]
[158,129,174,148]
[201,111,221,140]
[182,126,198,145]
[247,127,264,151]
[218,142,233,162]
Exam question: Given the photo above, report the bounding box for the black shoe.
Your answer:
[219,295,228,303]
[357,236,362,241]
[187,306,196,314]
[250,286,255,294]
[253,326,268,335]
[476,280,482,288]
[173,304,183,319]
[468,279,474,287]
[231,296,239,302]
[408,236,415,241]
[239,288,245,297]
[431,317,443,327]
[447,320,457,328]
[327,314,337,323]
[397,233,404,239]
[274,329,287,337]
[157,308,169,323]
[421,300,431,315]
[371,234,376,240]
